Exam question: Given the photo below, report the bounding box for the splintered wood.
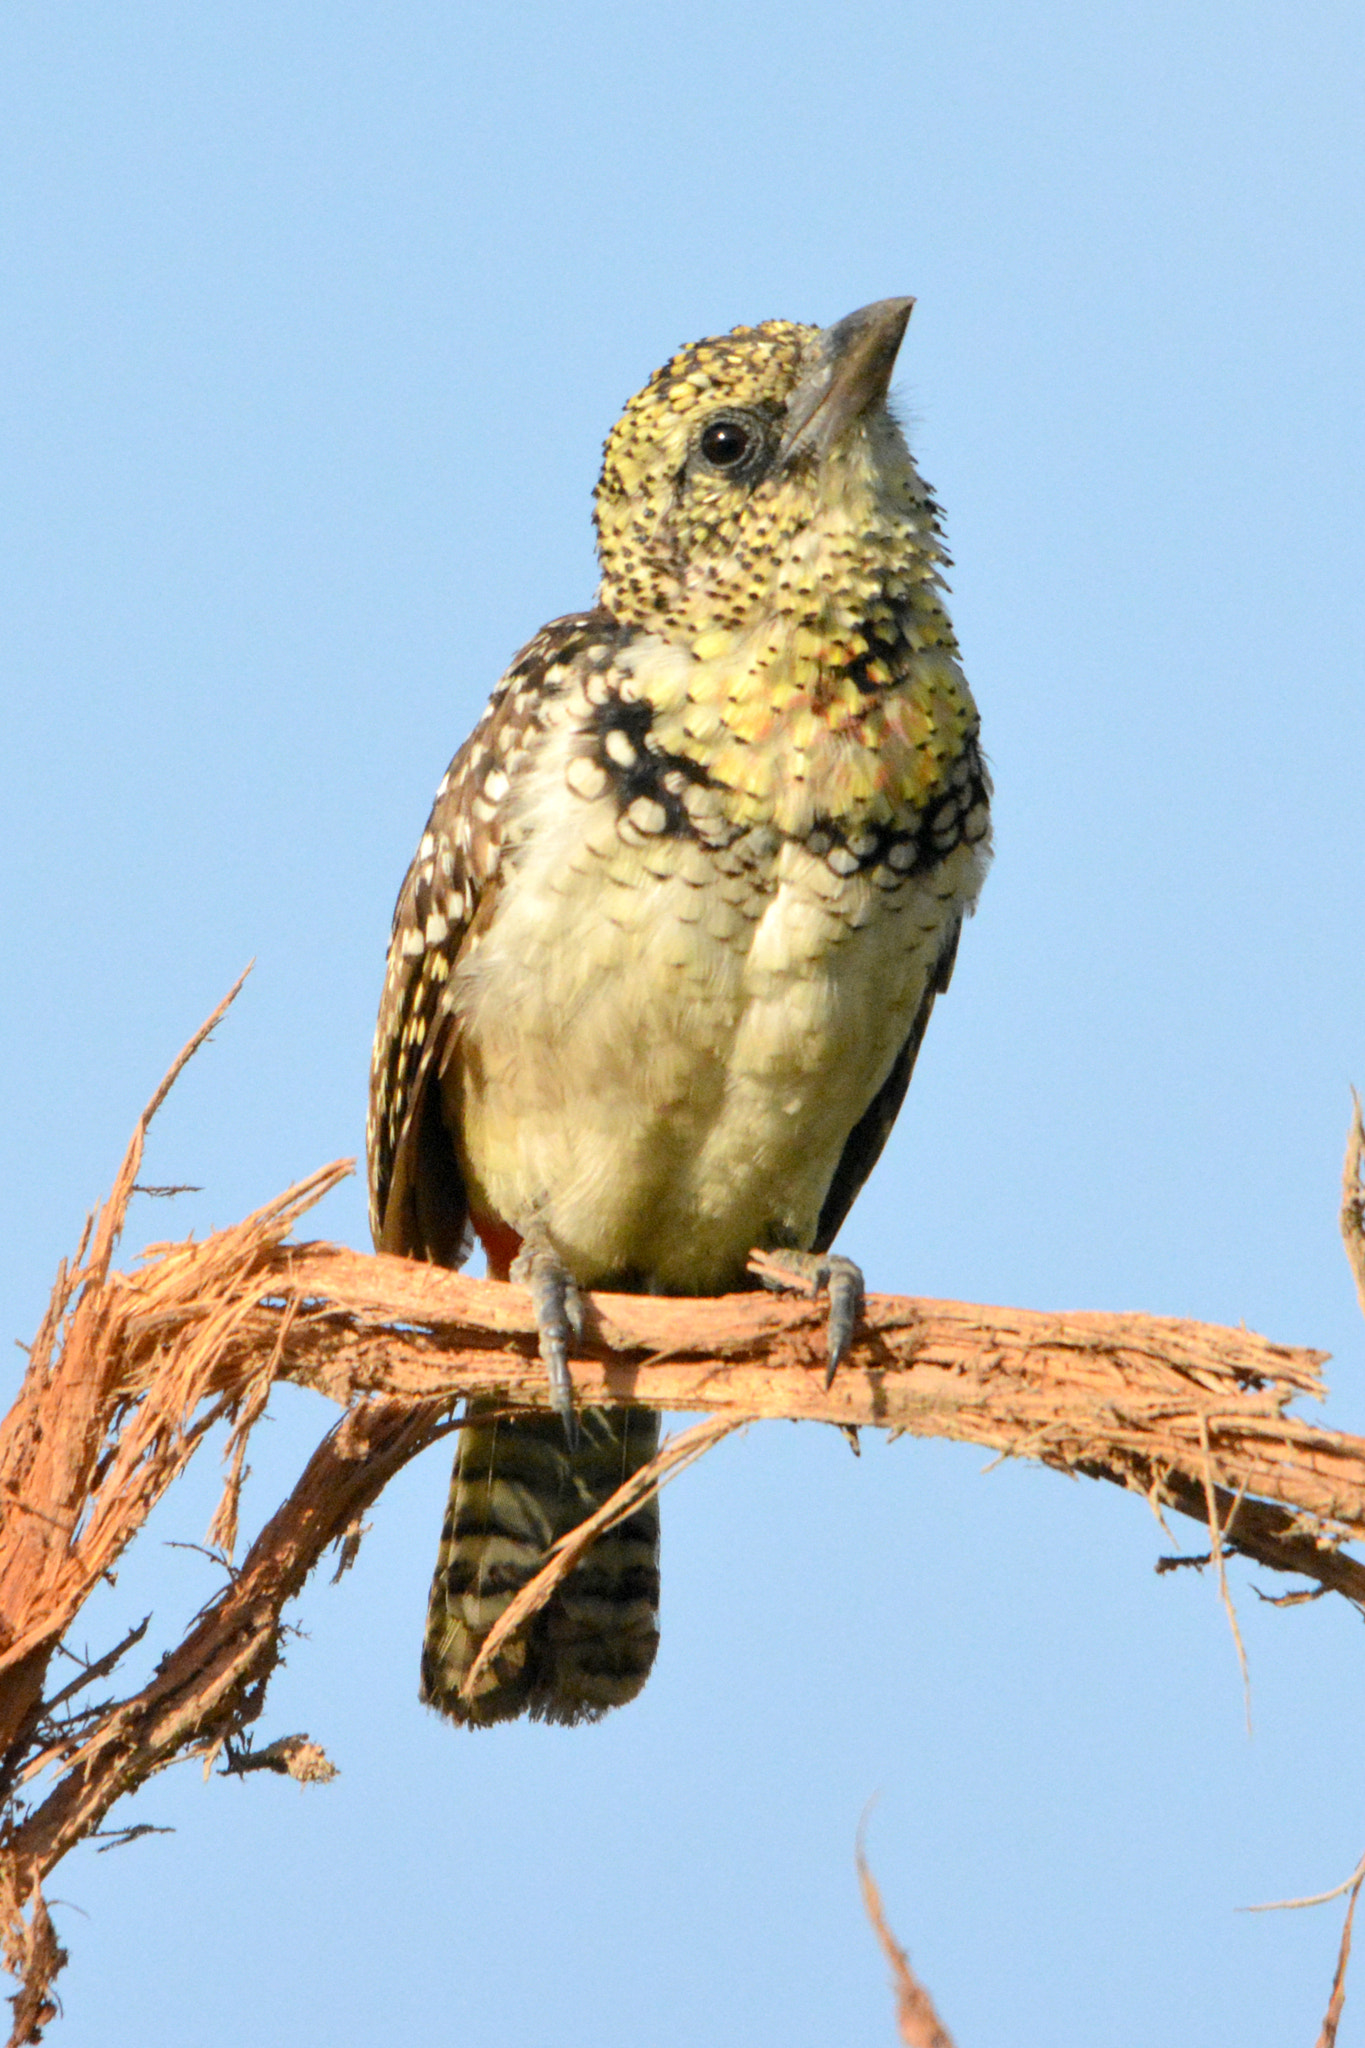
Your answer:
[87,1227,1362,1606]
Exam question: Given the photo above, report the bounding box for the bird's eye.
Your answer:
[699,418,755,469]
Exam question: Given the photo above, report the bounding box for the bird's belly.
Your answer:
[448,807,976,1292]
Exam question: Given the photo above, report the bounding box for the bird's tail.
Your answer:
[420,1401,661,1725]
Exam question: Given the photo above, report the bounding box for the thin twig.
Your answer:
[855,1810,956,2048]
[1243,1848,1365,1915]
[37,1619,150,1718]
[1198,1413,1252,1731]
[91,1825,175,1854]
[208,1294,299,1561]
[141,968,252,1132]
[458,1414,747,1706]
[1317,1865,1365,2048]
[1341,1091,1365,1326]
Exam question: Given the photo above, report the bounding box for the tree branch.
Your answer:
[93,1227,1362,1601]
[1,999,1362,2038]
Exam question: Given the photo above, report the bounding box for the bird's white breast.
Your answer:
[445,712,983,1291]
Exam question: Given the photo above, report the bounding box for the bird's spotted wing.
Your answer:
[367,610,617,1262]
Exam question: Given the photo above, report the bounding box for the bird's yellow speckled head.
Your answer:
[594,299,944,650]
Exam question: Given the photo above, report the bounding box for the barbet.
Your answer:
[368,298,991,1726]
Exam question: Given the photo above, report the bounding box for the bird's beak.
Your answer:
[776,296,914,466]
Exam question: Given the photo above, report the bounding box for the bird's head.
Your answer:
[594,298,939,651]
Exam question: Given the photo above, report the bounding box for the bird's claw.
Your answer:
[748,1249,865,1387]
[510,1239,584,1446]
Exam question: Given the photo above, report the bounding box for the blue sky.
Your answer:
[3,4,1364,2042]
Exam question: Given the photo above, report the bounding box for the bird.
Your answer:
[367,297,991,1728]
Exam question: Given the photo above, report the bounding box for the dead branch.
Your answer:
[1342,1091,1365,1328]
[1318,1867,1365,2048]
[857,1816,956,2048]
[459,1413,748,1708]
[98,1235,1365,1604]
[1,998,1363,2039]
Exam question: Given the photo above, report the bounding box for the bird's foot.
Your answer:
[509,1234,584,1445]
[747,1249,864,1388]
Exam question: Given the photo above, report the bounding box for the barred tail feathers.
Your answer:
[421,1402,661,1726]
